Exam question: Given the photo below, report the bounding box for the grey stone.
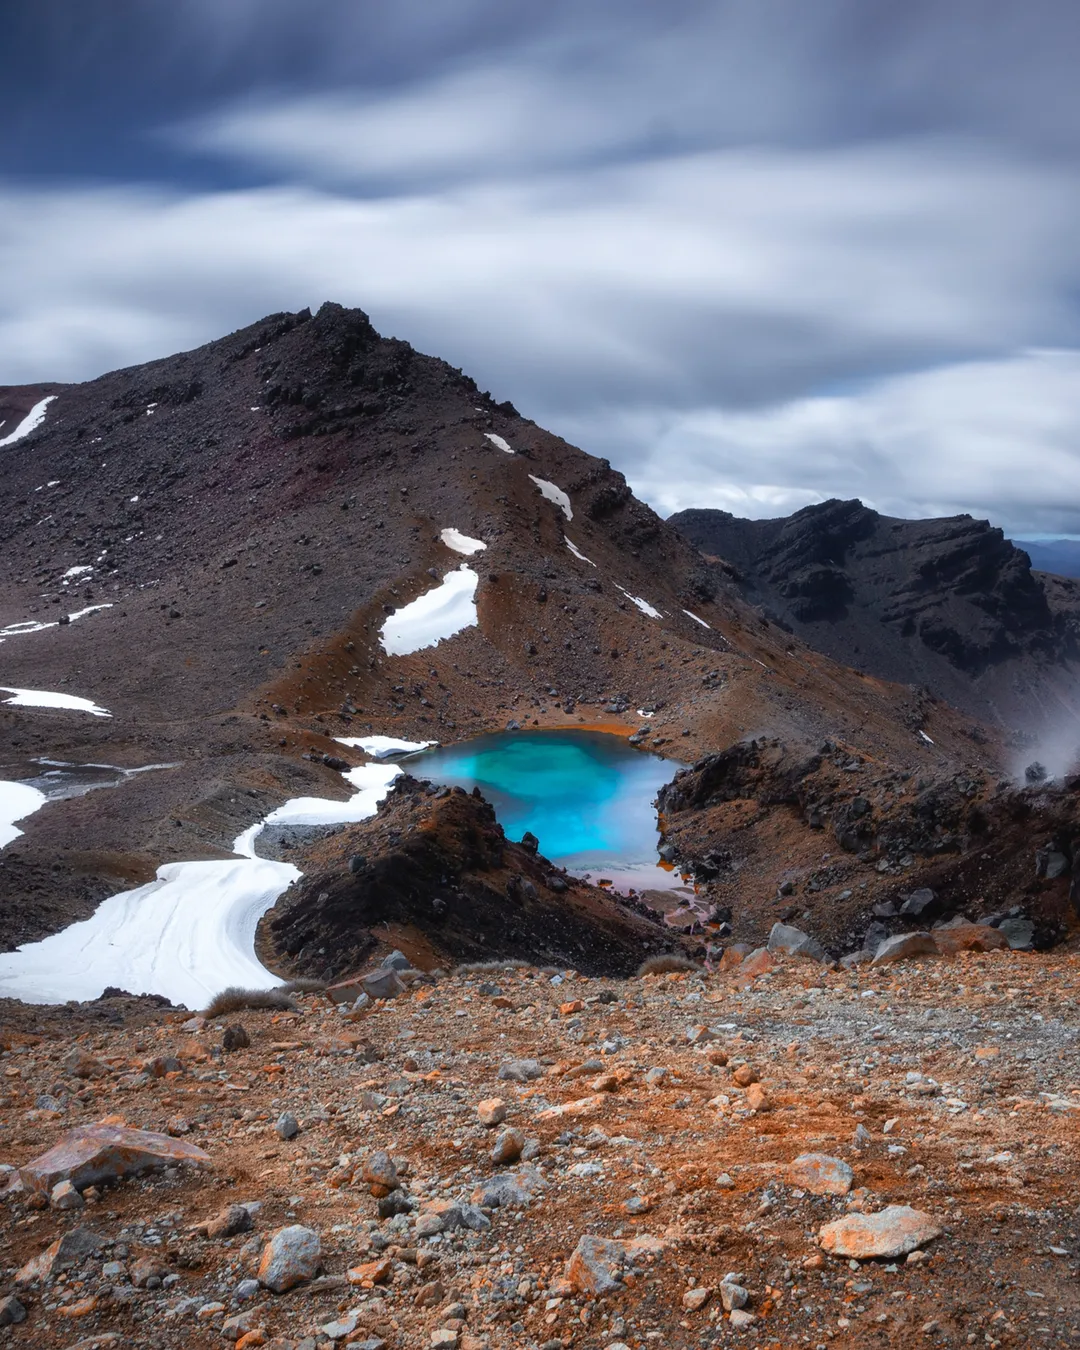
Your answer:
[381,949,413,971]
[767,922,826,962]
[998,916,1035,950]
[871,932,938,965]
[257,1224,321,1293]
[491,1128,526,1165]
[899,887,937,918]
[51,1179,84,1209]
[0,1296,26,1326]
[275,1112,300,1141]
[497,1059,542,1082]
[472,1165,545,1209]
[361,967,406,1001]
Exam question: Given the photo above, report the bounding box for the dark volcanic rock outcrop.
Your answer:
[260,774,674,978]
[670,500,1080,729]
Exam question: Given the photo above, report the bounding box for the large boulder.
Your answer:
[19,1123,210,1194]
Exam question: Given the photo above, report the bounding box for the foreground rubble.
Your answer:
[2,945,1080,1349]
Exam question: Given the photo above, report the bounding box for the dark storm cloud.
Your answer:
[4,2,1080,533]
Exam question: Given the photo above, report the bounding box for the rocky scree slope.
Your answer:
[670,499,1080,733]
[1,950,1080,1349]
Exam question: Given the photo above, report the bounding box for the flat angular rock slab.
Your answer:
[472,1165,545,1209]
[788,1153,854,1195]
[871,932,938,966]
[818,1205,941,1259]
[19,1123,211,1193]
[565,1233,662,1295]
[16,1228,105,1283]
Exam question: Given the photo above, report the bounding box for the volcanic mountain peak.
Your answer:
[670,498,1080,730]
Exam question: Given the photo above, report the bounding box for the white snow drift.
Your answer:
[0,782,48,850]
[0,603,113,641]
[528,475,572,520]
[336,735,437,759]
[565,537,596,566]
[0,396,56,447]
[0,763,402,1008]
[615,585,662,619]
[683,608,711,628]
[1,687,112,717]
[380,565,479,655]
[485,433,513,453]
[440,527,486,555]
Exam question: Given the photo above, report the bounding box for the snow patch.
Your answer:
[0,762,402,1007]
[0,604,113,642]
[380,566,479,656]
[918,730,935,745]
[565,537,596,566]
[485,433,513,453]
[615,585,662,619]
[0,396,57,447]
[440,527,486,556]
[0,782,48,850]
[683,609,711,628]
[0,687,112,717]
[233,762,401,859]
[62,565,93,582]
[528,475,572,520]
[336,735,437,760]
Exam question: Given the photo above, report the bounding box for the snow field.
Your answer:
[484,433,513,453]
[0,763,403,1007]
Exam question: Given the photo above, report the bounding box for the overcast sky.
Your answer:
[4,2,1080,535]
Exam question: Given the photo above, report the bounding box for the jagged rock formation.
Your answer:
[670,499,1080,730]
[261,775,678,979]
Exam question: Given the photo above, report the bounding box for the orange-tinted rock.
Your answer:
[818,1205,942,1259]
[347,1256,392,1286]
[258,1225,321,1292]
[15,1229,104,1284]
[745,1082,771,1112]
[739,948,775,978]
[19,1123,210,1193]
[933,923,1009,956]
[566,1235,635,1295]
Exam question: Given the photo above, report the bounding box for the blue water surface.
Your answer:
[409,730,680,881]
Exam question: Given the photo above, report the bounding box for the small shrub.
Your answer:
[454,959,530,975]
[636,953,702,977]
[279,977,327,994]
[203,986,297,1018]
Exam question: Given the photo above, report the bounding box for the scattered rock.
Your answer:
[16,1228,104,1283]
[0,1295,26,1326]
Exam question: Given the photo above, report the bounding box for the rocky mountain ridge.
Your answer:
[669,499,1080,734]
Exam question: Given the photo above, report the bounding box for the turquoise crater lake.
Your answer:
[408,730,682,888]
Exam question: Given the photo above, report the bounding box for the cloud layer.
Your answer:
[4,3,1080,533]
